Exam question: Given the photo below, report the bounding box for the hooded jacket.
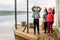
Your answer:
[46,12,54,22]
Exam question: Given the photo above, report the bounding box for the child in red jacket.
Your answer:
[46,8,54,36]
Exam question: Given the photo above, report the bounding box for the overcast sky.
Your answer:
[0,0,56,11]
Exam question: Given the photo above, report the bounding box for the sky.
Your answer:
[0,0,56,11]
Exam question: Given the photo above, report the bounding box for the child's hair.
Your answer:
[44,8,47,12]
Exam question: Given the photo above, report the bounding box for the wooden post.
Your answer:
[27,0,29,33]
[21,22,26,27]
[29,23,33,28]
[41,19,44,30]
[15,0,17,29]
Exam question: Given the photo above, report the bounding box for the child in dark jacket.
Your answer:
[46,8,54,36]
[43,8,48,33]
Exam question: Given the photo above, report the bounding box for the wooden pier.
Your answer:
[14,24,57,40]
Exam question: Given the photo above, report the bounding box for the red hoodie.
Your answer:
[46,12,54,22]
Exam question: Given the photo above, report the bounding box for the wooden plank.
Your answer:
[14,30,38,40]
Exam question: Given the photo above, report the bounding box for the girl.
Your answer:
[46,8,54,36]
[43,7,48,33]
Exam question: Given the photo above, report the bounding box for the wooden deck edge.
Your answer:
[14,30,38,40]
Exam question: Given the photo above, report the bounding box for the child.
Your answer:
[32,6,41,35]
[46,8,54,36]
[43,7,48,33]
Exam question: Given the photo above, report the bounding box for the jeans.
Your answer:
[33,19,39,34]
[44,22,47,33]
[47,22,53,33]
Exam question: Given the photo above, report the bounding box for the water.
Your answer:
[0,12,56,40]
[17,12,44,25]
[0,15,15,40]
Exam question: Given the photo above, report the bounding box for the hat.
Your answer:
[48,8,52,11]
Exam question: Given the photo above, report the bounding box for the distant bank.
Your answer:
[0,10,32,16]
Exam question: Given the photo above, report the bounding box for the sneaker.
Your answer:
[34,33,36,35]
[38,33,40,35]
[44,32,46,33]
[48,34,50,36]
[50,34,53,37]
